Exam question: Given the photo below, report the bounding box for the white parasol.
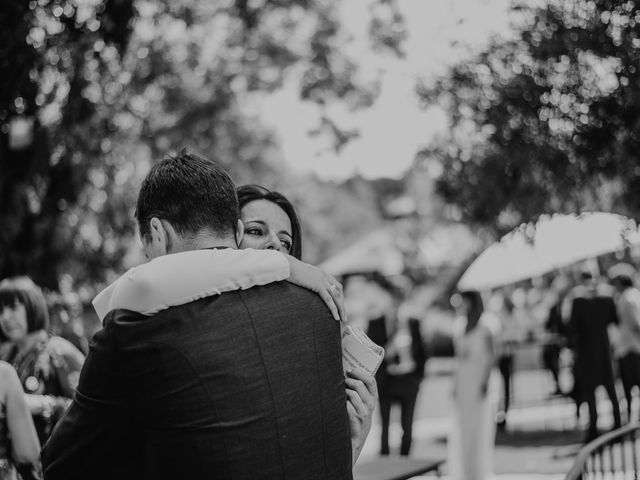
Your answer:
[457,212,640,291]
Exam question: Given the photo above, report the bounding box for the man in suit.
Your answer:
[365,276,426,456]
[568,270,621,442]
[608,263,640,422]
[42,151,366,479]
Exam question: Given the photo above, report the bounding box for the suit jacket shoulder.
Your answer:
[105,281,352,479]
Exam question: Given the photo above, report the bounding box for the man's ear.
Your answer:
[149,217,169,257]
[236,219,244,247]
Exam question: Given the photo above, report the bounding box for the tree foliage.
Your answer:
[1,0,405,289]
[419,0,640,236]
[0,0,137,288]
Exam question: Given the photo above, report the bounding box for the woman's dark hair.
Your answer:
[617,275,634,288]
[0,277,49,337]
[460,290,484,329]
[237,185,302,260]
[608,263,635,288]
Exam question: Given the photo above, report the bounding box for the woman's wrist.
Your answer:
[40,395,56,418]
[25,393,56,416]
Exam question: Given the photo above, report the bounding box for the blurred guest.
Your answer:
[448,291,500,480]
[0,361,40,479]
[543,303,564,394]
[567,271,621,442]
[542,276,571,396]
[0,277,85,445]
[608,263,640,422]
[368,280,426,456]
[488,290,519,431]
[47,293,88,356]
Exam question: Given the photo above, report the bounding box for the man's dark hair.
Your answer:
[136,149,239,239]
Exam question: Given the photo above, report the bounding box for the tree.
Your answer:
[0,0,137,288]
[418,0,640,236]
[1,0,406,289]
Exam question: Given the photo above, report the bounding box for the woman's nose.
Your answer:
[264,233,281,251]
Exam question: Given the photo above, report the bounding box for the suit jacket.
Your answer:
[569,291,618,387]
[42,282,352,480]
[367,316,426,396]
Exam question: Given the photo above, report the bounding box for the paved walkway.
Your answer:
[358,360,628,479]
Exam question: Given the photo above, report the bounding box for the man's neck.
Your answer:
[172,232,238,253]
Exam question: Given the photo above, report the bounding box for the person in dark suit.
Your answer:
[567,271,622,442]
[42,151,364,479]
[367,278,426,456]
[543,303,564,394]
[608,263,640,422]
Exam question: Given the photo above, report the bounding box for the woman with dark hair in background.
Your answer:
[0,277,85,445]
[448,290,500,480]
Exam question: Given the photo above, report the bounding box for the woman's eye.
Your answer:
[246,228,263,236]
[280,239,292,252]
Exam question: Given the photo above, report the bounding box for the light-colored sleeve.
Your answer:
[93,280,119,323]
[481,312,502,340]
[619,293,640,333]
[92,249,290,322]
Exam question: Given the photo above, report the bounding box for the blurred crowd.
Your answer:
[3,253,640,477]
[0,277,86,479]
[481,260,640,443]
[339,255,640,478]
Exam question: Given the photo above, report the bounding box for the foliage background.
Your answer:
[4,0,640,295]
[419,0,640,236]
[1,0,409,290]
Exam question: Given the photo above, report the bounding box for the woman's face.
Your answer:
[240,199,293,255]
[0,301,29,342]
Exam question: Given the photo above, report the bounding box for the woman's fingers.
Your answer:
[318,290,340,321]
[346,369,378,401]
[336,299,347,322]
[345,378,377,412]
[345,370,378,419]
[287,258,346,322]
[346,400,358,422]
[346,388,368,418]
[327,287,346,322]
[326,276,347,322]
[346,400,361,433]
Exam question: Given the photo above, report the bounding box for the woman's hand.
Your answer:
[24,393,52,415]
[345,369,378,466]
[285,255,346,321]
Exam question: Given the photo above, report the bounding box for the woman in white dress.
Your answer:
[448,290,500,480]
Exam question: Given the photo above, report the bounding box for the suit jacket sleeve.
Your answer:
[42,316,131,480]
[567,297,581,349]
